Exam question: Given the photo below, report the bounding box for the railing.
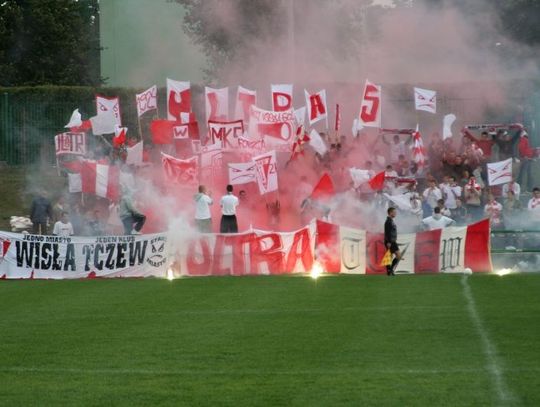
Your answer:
[490,229,540,271]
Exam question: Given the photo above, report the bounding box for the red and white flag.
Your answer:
[359,80,381,128]
[235,86,257,122]
[271,84,293,112]
[167,78,191,120]
[487,158,512,186]
[249,105,295,149]
[81,160,120,201]
[161,152,198,185]
[414,87,436,114]
[412,126,426,169]
[252,150,278,195]
[136,85,157,117]
[237,136,265,151]
[205,87,229,122]
[334,103,341,131]
[304,89,328,126]
[55,132,86,156]
[228,162,257,185]
[208,120,244,148]
[96,95,121,126]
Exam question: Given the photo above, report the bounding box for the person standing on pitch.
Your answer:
[384,207,401,276]
[194,185,213,233]
[220,184,239,233]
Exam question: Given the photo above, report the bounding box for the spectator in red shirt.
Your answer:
[463,130,495,160]
[517,131,537,191]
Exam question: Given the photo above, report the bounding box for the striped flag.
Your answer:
[412,125,426,169]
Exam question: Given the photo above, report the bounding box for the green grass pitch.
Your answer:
[1,274,539,406]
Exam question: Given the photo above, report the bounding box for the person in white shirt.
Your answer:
[528,188,540,223]
[502,178,521,200]
[441,176,462,210]
[53,212,74,237]
[194,185,213,233]
[422,207,455,230]
[422,179,443,210]
[220,184,240,233]
[384,134,411,164]
[484,193,503,228]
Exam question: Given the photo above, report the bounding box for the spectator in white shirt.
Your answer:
[194,185,213,233]
[528,188,540,222]
[53,212,74,237]
[441,176,462,210]
[422,207,455,230]
[502,177,521,200]
[422,179,443,210]
[220,184,239,233]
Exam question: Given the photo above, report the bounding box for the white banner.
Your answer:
[208,120,244,148]
[167,78,191,120]
[252,150,278,195]
[271,84,293,112]
[228,162,257,185]
[136,85,157,117]
[359,80,381,128]
[304,89,328,126]
[414,87,437,114]
[96,96,121,126]
[0,232,168,279]
[55,133,86,156]
[339,226,366,274]
[487,158,512,186]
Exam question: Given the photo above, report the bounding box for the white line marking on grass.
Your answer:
[1,366,539,377]
[461,275,515,404]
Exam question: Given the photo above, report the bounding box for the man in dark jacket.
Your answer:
[30,189,53,235]
[384,207,401,276]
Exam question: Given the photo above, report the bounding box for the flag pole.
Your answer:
[137,114,143,141]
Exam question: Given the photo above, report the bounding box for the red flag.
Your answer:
[113,127,127,148]
[161,153,198,185]
[368,171,386,191]
[311,173,335,199]
[150,120,177,145]
[80,160,119,201]
[412,127,426,169]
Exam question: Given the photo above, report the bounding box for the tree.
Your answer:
[0,0,101,86]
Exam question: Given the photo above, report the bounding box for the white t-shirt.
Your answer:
[390,141,407,163]
[53,221,74,237]
[422,215,455,230]
[528,197,540,211]
[422,187,443,209]
[502,182,521,199]
[194,194,213,220]
[441,184,462,209]
[220,194,239,215]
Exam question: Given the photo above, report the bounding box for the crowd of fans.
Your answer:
[23,124,540,237]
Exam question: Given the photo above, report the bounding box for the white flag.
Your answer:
[487,158,512,186]
[136,85,157,117]
[235,86,257,122]
[271,84,293,112]
[228,162,257,185]
[96,96,121,126]
[126,141,143,166]
[443,114,457,140]
[304,89,328,126]
[359,80,382,128]
[349,168,371,188]
[252,150,278,195]
[68,173,82,193]
[167,78,191,120]
[309,129,328,156]
[414,87,437,114]
[64,109,82,129]
[89,110,117,135]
